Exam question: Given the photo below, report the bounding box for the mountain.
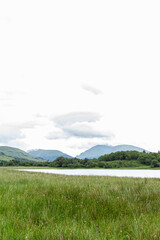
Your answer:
[28,149,72,161]
[76,144,147,159]
[0,146,41,162]
[0,145,148,162]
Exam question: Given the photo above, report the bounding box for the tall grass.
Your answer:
[1,168,160,239]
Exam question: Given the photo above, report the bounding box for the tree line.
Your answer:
[1,151,160,168]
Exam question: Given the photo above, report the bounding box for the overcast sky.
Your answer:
[0,0,160,156]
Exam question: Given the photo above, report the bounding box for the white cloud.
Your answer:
[81,84,102,95]
[0,122,36,144]
[0,0,160,154]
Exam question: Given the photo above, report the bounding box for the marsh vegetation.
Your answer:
[1,168,160,239]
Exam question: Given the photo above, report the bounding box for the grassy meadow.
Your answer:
[1,168,160,239]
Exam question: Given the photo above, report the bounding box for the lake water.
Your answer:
[17,169,160,178]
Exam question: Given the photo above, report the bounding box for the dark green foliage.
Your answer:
[151,159,160,168]
[49,151,160,169]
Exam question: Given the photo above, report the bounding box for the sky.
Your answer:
[0,0,160,156]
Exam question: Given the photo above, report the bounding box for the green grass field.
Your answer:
[1,168,160,239]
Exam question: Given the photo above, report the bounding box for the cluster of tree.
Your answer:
[0,159,49,167]
[1,151,160,168]
[48,151,160,168]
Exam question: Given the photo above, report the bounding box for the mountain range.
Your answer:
[28,144,147,160]
[76,144,146,159]
[0,144,147,162]
[28,149,72,161]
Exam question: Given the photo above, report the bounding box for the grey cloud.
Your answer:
[53,112,101,127]
[47,130,66,140]
[48,112,114,140]
[47,125,113,140]
[82,84,102,95]
[63,125,113,139]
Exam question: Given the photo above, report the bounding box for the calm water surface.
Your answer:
[17,169,160,178]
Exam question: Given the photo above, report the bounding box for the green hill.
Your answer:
[0,146,42,162]
[0,153,14,162]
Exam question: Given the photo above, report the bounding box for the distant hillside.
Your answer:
[0,146,40,162]
[0,151,14,162]
[28,149,72,161]
[77,144,147,159]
